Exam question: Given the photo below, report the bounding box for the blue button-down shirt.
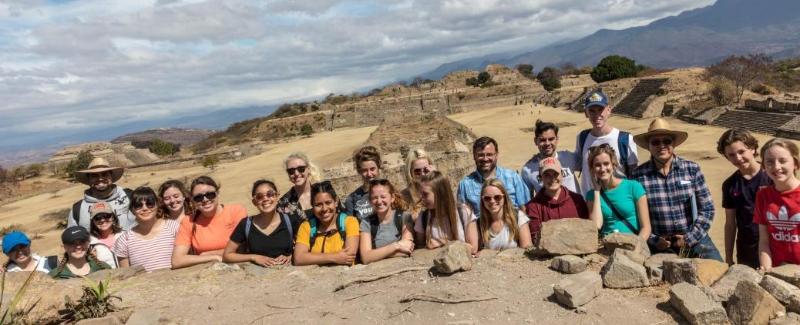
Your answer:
[457,165,531,217]
[633,156,715,247]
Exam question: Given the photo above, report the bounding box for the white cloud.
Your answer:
[0,0,714,149]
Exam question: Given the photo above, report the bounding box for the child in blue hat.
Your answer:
[2,230,54,273]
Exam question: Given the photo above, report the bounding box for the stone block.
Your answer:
[645,253,679,283]
[727,281,785,325]
[664,258,729,287]
[553,271,603,308]
[538,219,598,256]
[761,275,800,313]
[770,265,800,287]
[669,282,730,325]
[600,250,649,289]
[551,255,588,274]
[433,242,473,274]
[602,232,651,257]
[712,265,763,302]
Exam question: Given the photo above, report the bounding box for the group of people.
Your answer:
[2,90,799,279]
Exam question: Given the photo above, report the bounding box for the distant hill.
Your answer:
[111,128,216,146]
[422,0,800,79]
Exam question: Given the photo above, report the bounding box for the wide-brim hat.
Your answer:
[74,157,124,185]
[633,117,689,149]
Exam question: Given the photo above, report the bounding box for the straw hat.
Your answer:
[74,157,124,185]
[633,118,689,149]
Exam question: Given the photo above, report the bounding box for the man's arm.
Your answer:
[685,167,715,247]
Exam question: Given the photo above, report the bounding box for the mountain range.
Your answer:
[422,0,800,79]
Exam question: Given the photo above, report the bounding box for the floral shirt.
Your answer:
[277,188,311,221]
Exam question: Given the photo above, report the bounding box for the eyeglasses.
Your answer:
[92,214,114,222]
[649,138,673,147]
[482,195,504,203]
[192,191,218,203]
[286,166,307,175]
[132,198,156,210]
[253,191,278,201]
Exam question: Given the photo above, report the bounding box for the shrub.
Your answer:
[58,277,121,323]
[300,124,313,137]
[64,151,93,180]
[516,64,534,79]
[590,55,642,83]
[707,53,772,103]
[148,139,179,156]
[751,83,772,95]
[709,77,736,106]
[536,67,562,92]
[201,154,220,170]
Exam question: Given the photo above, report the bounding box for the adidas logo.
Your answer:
[766,206,800,231]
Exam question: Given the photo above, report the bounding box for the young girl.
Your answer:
[474,179,533,251]
[717,129,770,268]
[159,180,192,223]
[586,144,652,240]
[49,226,111,279]
[224,180,300,267]
[114,187,180,272]
[412,171,478,251]
[756,138,800,271]
[172,176,247,269]
[358,179,415,264]
[293,181,359,266]
[2,231,53,273]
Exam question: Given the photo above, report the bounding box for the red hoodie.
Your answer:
[525,186,589,242]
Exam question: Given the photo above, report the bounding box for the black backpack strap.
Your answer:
[394,210,404,235]
[368,214,380,248]
[600,190,640,234]
[578,129,591,168]
[618,131,631,178]
[46,255,59,270]
[123,187,133,199]
[71,200,82,226]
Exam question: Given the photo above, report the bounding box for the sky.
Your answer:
[0,0,715,158]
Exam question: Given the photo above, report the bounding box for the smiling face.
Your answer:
[312,192,338,224]
[161,186,185,215]
[132,198,157,222]
[723,140,757,171]
[481,185,505,217]
[369,184,394,215]
[64,240,90,260]
[358,160,380,184]
[648,134,675,162]
[535,129,558,157]
[92,213,114,234]
[591,152,615,182]
[585,105,610,129]
[286,158,309,187]
[541,169,562,193]
[473,143,498,175]
[764,145,799,185]
[191,184,219,216]
[88,171,113,192]
[411,159,433,180]
[251,183,279,215]
[8,244,31,265]
[419,182,436,210]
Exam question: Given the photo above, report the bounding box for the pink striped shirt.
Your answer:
[114,219,180,271]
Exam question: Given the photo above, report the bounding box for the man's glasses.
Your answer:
[192,191,218,203]
[286,166,307,175]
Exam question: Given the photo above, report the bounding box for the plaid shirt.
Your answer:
[633,156,715,247]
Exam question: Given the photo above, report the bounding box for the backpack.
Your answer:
[307,212,348,251]
[367,210,405,248]
[244,214,294,252]
[71,188,133,226]
[578,129,632,178]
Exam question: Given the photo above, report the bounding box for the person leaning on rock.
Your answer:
[525,157,589,244]
[66,157,136,231]
[632,118,722,261]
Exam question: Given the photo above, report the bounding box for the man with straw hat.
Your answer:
[66,157,136,231]
[632,118,721,260]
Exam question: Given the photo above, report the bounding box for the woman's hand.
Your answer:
[396,239,414,254]
[273,255,291,265]
[330,251,356,265]
[250,255,276,267]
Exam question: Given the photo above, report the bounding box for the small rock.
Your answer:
[664,258,729,287]
[551,255,588,274]
[711,265,763,302]
[553,271,603,308]
[87,265,146,282]
[538,219,598,256]
[583,253,607,265]
[602,232,651,257]
[727,281,785,325]
[761,275,800,313]
[669,282,730,325]
[76,316,123,325]
[125,308,161,325]
[770,265,800,287]
[644,253,679,283]
[600,250,649,289]
[769,312,800,325]
[433,242,473,274]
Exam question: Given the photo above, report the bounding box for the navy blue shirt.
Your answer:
[722,169,771,265]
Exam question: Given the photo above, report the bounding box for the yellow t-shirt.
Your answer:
[296,215,359,254]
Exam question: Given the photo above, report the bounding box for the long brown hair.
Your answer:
[158,179,193,216]
[419,171,459,241]
[478,179,520,245]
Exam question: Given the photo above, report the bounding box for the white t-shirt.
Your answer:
[6,254,52,273]
[90,238,118,269]
[575,128,639,198]
[413,205,474,242]
[521,151,581,195]
[484,211,530,250]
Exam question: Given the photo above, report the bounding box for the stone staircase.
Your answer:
[711,110,796,135]
[614,78,668,117]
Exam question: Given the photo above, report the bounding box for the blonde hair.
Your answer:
[404,148,435,205]
[588,144,619,178]
[284,152,323,183]
[479,179,520,246]
[419,171,459,241]
[761,138,800,177]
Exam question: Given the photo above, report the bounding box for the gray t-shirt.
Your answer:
[359,211,409,249]
[484,210,530,250]
[520,151,581,195]
[344,187,373,221]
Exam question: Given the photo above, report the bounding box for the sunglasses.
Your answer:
[286,166,307,176]
[192,191,218,203]
[92,214,114,222]
[649,138,673,147]
[482,195,504,203]
[412,166,431,176]
[132,198,156,210]
[253,191,278,201]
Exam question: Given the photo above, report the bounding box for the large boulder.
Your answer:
[602,232,651,257]
[553,271,603,308]
[645,253,679,283]
[727,281,786,325]
[769,265,800,287]
[537,219,598,255]
[761,275,800,313]
[433,242,473,274]
[669,282,731,325]
[551,255,588,274]
[600,249,649,288]
[711,265,763,303]
[664,258,729,287]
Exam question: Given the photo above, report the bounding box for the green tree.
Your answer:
[516,64,534,79]
[148,139,178,156]
[201,154,220,170]
[707,53,772,104]
[590,55,642,83]
[537,66,562,91]
[65,150,93,179]
[300,124,313,137]
[477,71,491,84]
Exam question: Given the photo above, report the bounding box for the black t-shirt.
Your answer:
[229,213,301,258]
[722,169,772,247]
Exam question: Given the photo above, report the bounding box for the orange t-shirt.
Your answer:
[176,204,247,254]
